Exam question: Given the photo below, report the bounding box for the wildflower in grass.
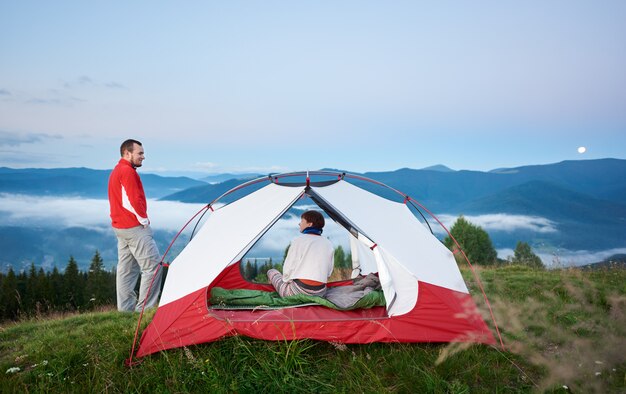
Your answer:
[6,367,20,374]
[14,354,28,363]
[183,346,196,363]
[32,360,49,368]
[329,340,347,351]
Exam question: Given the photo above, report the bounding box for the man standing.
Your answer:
[108,139,162,312]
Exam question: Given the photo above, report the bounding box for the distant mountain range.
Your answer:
[157,159,626,252]
[0,159,625,270]
[0,167,206,199]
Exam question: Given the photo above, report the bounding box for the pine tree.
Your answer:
[243,261,255,281]
[63,256,85,310]
[334,246,348,269]
[511,241,544,269]
[25,263,38,312]
[1,268,19,320]
[85,250,113,308]
[37,267,52,313]
[16,269,28,316]
[49,267,63,310]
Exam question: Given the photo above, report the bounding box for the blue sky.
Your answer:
[1,1,625,175]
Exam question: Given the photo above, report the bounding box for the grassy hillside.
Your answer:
[1,266,624,393]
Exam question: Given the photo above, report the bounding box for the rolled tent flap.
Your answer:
[349,234,378,277]
[348,231,415,316]
[159,183,304,306]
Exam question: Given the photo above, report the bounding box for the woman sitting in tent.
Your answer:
[267,210,334,298]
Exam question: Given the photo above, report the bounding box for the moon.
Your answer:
[577,146,586,154]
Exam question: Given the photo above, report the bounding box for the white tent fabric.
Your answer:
[135,175,499,359]
[347,233,401,314]
[159,183,303,306]
[159,179,467,316]
[349,235,378,277]
[312,181,469,295]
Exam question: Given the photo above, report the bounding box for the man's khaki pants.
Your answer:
[114,225,162,312]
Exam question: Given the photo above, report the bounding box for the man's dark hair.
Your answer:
[120,139,142,157]
[301,210,325,228]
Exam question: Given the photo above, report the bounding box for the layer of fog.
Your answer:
[0,194,206,232]
[497,247,626,268]
[1,194,618,267]
[435,213,558,234]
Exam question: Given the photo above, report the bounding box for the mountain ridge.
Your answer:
[0,167,206,199]
[1,159,625,269]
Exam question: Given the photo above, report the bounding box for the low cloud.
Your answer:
[435,213,558,234]
[496,248,515,261]
[150,200,208,231]
[0,131,63,146]
[0,194,348,260]
[0,194,620,268]
[496,247,626,268]
[0,195,109,229]
[0,194,205,232]
[0,89,11,96]
[537,248,626,268]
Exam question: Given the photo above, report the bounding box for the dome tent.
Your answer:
[130,171,500,360]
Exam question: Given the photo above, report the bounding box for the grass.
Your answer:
[1,266,625,393]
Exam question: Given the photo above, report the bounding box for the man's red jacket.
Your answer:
[108,158,150,229]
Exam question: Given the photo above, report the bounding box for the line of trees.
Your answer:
[1,217,542,321]
[0,251,115,321]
